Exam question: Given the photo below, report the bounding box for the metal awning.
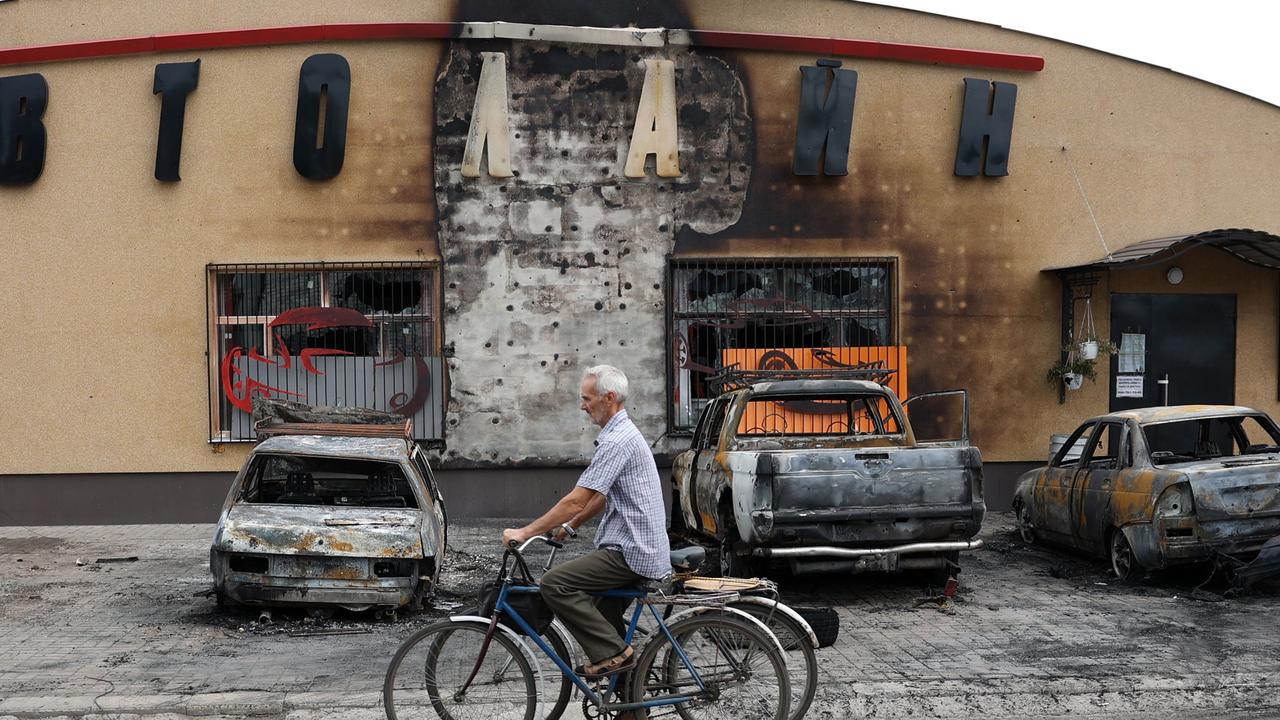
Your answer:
[1045,228,1280,272]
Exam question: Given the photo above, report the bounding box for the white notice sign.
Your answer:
[1116,375,1144,398]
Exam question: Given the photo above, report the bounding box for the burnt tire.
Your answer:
[1109,528,1147,584]
[669,488,687,533]
[792,606,839,648]
[1015,498,1036,544]
[719,532,760,578]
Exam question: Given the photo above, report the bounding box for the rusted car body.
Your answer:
[210,435,446,611]
[671,379,985,578]
[1013,405,1280,582]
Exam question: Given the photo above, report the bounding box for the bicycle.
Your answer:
[384,535,792,720]
[673,576,820,720]
[530,540,820,720]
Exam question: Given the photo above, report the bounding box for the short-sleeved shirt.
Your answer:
[576,410,672,580]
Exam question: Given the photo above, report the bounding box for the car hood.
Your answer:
[1177,456,1280,521]
[215,504,425,559]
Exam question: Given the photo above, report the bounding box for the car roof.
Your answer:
[747,379,888,396]
[252,435,415,462]
[1092,404,1263,425]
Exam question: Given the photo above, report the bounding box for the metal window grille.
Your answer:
[667,257,898,431]
[207,262,445,442]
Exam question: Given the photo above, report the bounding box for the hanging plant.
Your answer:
[1046,354,1096,389]
[1046,340,1116,390]
[1076,298,1101,358]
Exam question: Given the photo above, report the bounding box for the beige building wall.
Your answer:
[0,38,444,473]
[1,0,1278,477]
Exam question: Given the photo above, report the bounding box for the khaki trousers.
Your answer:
[539,548,646,663]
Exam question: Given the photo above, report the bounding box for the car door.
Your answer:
[673,397,718,530]
[1036,421,1094,543]
[688,395,733,535]
[410,446,447,564]
[1072,421,1127,554]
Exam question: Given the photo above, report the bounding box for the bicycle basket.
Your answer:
[478,580,555,636]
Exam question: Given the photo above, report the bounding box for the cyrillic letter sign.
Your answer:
[293,54,350,180]
[0,74,48,185]
[625,59,680,178]
[461,52,514,178]
[153,59,200,182]
[793,59,857,176]
[954,77,1017,177]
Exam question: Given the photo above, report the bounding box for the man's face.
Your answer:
[580,376,616,428]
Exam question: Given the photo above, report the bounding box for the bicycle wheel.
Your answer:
[727,602,817,720]
[454,607,574,720]
[629,612,790,720]
[537,622,575,720]
[384,619,537,720]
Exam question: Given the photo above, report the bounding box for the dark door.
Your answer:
[1109,294,1236,411]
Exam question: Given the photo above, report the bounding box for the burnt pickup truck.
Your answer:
[671,379,985,581]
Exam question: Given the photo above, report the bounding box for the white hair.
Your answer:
[584,364,629,402]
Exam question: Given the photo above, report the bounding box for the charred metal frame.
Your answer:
[205,261,443,443]
[665,256,898,433]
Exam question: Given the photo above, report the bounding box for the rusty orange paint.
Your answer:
[699,512,718,535]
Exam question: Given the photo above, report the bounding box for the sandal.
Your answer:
[576,646,636,678]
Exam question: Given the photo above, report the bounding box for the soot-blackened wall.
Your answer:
[433,42,750,465]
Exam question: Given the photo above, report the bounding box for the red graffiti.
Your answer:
[219,306,432,420]
[300,348,352,375]
[220,347,305,413]
[271,306,373,331]
[375,351,433,416]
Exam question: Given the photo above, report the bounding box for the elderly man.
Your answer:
[501,364,671,678]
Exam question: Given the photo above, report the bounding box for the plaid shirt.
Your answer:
[576,410,672,580]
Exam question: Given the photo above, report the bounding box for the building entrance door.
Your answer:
[1108,293,1236,412]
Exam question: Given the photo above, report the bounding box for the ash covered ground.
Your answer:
[1,515,1278,719]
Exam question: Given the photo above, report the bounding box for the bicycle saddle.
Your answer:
[670,546,705,573]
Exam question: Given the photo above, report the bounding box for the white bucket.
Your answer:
[1078,340,1099,360]
[1049,433,1087,463]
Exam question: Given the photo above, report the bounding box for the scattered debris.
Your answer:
[288,628,373,638]
[96,556,140,564]
[75,558,85,566]
[913,594,953,612]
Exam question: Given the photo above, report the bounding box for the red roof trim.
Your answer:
[0,23,1042,72]
[688,30,1044,72]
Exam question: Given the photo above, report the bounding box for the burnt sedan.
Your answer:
[210,435,446,613]
[1013,405,1280,582]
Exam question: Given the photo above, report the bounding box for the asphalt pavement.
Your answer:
[1,514,1278,719]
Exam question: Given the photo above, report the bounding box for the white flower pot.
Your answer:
[1063,372,1084,390]
[1078,341,1099,360]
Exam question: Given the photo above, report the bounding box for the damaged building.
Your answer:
[2,1,1280,522]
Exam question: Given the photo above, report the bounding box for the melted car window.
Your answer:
[738,394,902,436]
[1145,416,1280,465]
[241,455,418,508]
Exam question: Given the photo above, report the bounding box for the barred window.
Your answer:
[208,262,443,442]
[668,258,899,431]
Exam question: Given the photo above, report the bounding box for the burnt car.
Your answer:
[672,379,985,581]
[1013,405,1280,583]
[210,434,446,612]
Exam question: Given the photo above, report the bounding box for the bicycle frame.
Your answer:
[494,580,708,713]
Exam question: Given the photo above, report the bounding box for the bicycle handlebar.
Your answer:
[506,531,579,575]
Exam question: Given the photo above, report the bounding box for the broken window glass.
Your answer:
[209,263,442,442]
[217,272,321,316]
[241,454,419,509]
[669,258,895,430]
[330,269,430,316]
